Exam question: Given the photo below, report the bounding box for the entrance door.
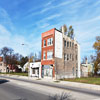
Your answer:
[43,65,53,79]
[35,69,39,76]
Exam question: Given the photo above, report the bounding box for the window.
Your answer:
[72,43,74,48]
[67,41,69,47]
[0,63,2,66]
[47,51,53,59]
[64,40,66,47]
[64,53,67,61]
[73,67,74,76]
[72,54,74,61]
[70,42,71,47]
[47,38,53,46]
[67,54,69,61]
[76,55,77,60]
[44,40,46,47]
[43,51,46,60]
[70,54,72,60]
[32,68,35,74]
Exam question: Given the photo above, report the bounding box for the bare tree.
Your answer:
[0,47,14,72]
[38,51,41,60]
[81,56,88,64]
[0,47,23,72]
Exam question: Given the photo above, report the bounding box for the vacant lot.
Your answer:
[61,77,100,85]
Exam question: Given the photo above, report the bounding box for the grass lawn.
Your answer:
[0,72,28,76]
[61,77,100,85]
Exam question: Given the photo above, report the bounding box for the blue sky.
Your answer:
[0,0,100,59]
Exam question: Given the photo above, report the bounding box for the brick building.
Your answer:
[41,27,80,79]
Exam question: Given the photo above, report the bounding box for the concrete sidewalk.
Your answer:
[0,74,100,91]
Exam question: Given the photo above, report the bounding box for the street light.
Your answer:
[21,43,30,77]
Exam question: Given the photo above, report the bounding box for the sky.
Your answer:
[0,0,100,59]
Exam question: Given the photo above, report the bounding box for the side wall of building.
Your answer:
[54,34,80,79]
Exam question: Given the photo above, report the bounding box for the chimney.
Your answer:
[62,26,65,35]
[85,59,88,64]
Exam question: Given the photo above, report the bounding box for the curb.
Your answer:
[1,74,100,91]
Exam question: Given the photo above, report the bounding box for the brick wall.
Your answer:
[0,57,3,62]
[54,35,79,79]
[41,28,55,65]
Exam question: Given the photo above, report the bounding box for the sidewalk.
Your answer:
[1,74,100,91]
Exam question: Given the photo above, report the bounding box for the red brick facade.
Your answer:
[41,28,55,65]
[41,28,55,77]
[0,57,3,62]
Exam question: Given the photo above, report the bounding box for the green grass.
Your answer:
[0,72,28,76]
[36,78,41,80]
[60,77,100,85]
[54,80,60,83]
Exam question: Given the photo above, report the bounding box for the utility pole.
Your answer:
[21,43,30,77]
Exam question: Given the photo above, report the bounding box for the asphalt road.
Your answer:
[0,79,48,100]
[1,75,100,97]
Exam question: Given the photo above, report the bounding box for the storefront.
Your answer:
[29,62,41,78]
[42,65,53,79]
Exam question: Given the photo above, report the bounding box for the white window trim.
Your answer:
[47,38,53,46]
[43,51,46,60]
[43,40,46,47]
[47,51,53,60]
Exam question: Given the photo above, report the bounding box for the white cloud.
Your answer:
[44,0,54,6]
[0,24,11,36]
[0,7,15,31]
[73,16,100,26]
[40,23,50,28]
[0,24,41,56]
[29,13,62,29]
[26,0,76,18]
[46,14,61,20]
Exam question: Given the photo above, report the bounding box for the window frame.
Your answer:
[47,38,53,46]
[67,41,69,48]
[43,40,46,47]
[64,53,67,61]
[64,40,66,47]
[43,51,46,60]
[70,42,71,47]
[47,51,53,60]
[67,54,69,61]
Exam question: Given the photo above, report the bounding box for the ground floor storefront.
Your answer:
[41,65,55,79]
[30,62,80,79]
[29,62,41,78]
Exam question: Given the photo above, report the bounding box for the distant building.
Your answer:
[0,57,6,73]
[0,57,23,73]
[81,60,94,77]
[41,27,80,79]
[23,62,29,72]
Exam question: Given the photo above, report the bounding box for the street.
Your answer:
[0,76,100,100]
[0,79,48,100]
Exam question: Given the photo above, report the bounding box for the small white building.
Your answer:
[81,63,94,77]
[29,62,41,78]
[0,61,6,73]
[23,62,29,72]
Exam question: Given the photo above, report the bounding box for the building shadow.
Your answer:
[0,79,9,84]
